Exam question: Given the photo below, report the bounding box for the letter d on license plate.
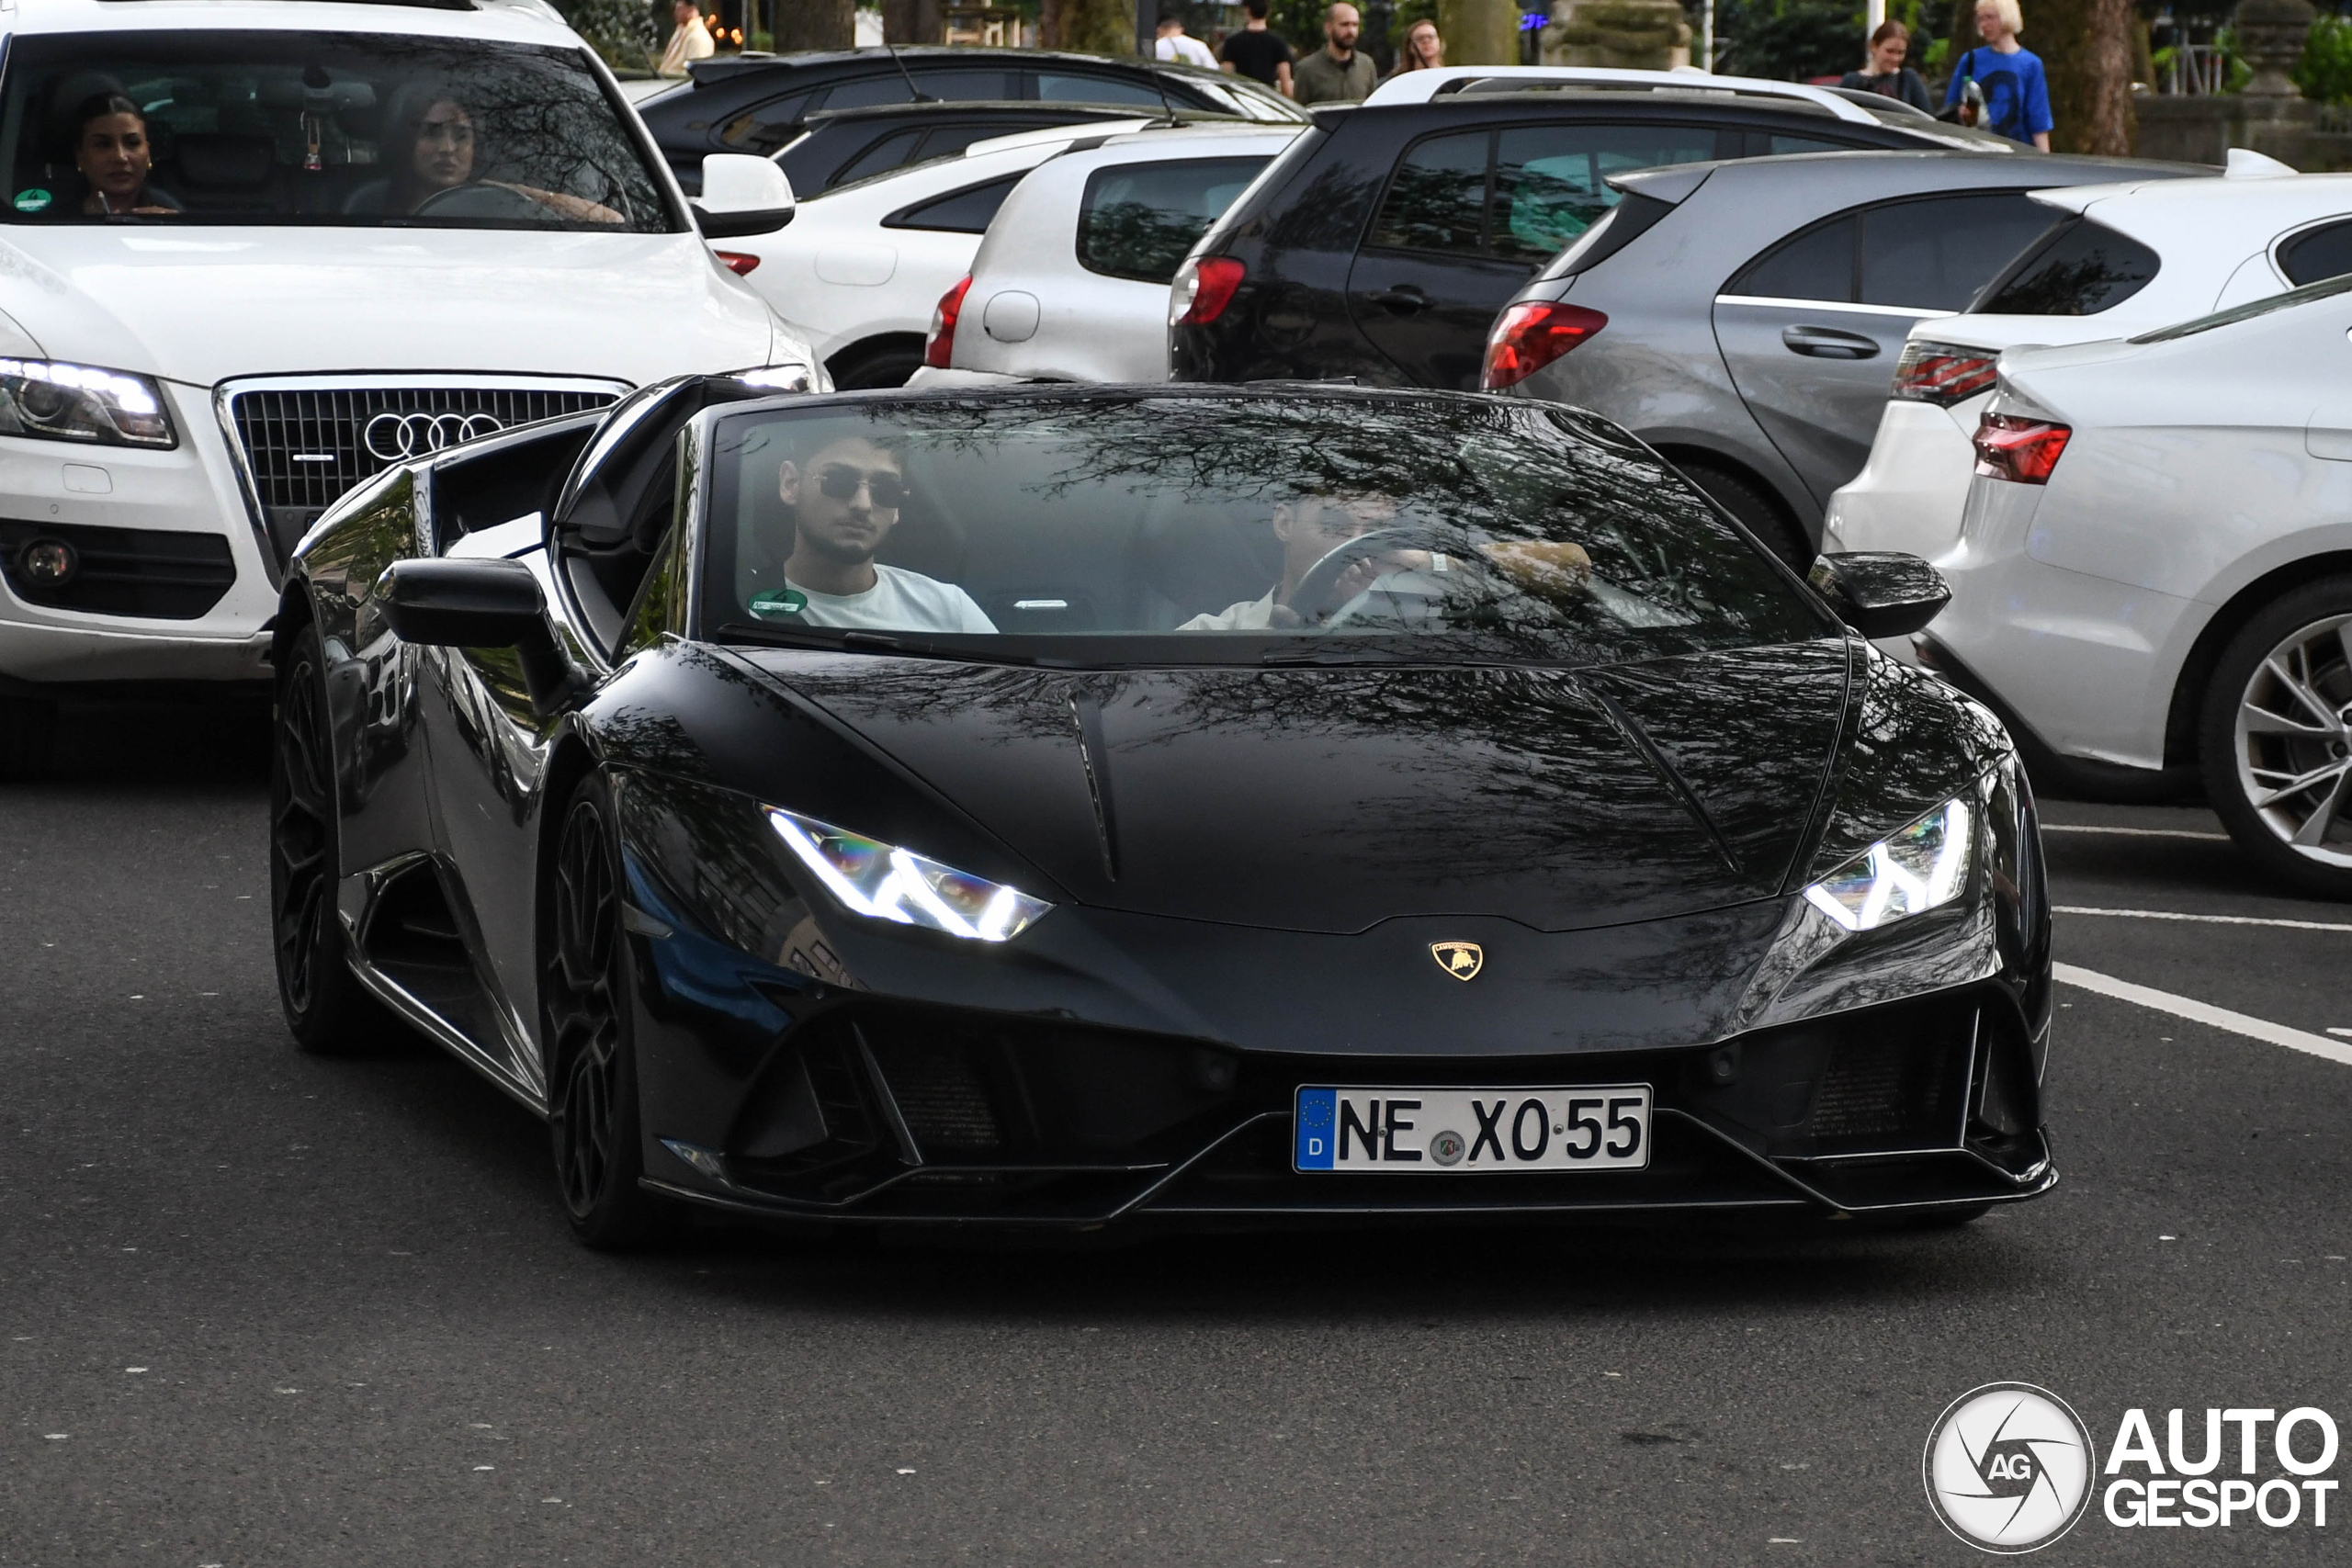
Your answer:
[1294,1086,1651,1172]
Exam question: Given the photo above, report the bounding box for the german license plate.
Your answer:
[1293,1085,1652,1172]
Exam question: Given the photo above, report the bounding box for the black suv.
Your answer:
[1169,80,2009,389]
[781,100,1237,197]
[641,48,1304,192]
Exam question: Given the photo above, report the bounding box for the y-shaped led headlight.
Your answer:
[1803,795,1974,932]
[765,807,1049,942]
[0,359,174,447]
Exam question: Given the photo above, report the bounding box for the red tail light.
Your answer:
[924,276,972,370]
[1972,412,2072,484]
[1894,340,1997,406]
[1480,302,1609,390]
[715,250,761,276]
[1170,255,1245,328]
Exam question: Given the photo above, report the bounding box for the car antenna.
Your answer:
[884,40,935,103]
[1147,55,1181,126]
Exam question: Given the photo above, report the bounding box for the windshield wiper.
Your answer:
[713,622,1042,667]
[1257,644,1408,666]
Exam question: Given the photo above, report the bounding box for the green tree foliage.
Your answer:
[556,0,659,70]
[1711,0,1863,80]
[2296,13,2352,102]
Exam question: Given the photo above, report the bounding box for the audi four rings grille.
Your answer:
[229,383,619,556]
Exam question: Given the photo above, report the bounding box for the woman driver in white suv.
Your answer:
[73,92,177,216]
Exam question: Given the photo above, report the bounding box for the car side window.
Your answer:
[917,123,1032,163]
[1036,72,1170,107]
[718,90,815,152]
[909,68,1017,100]
[1974,218,2159,315]
[1730,215,1857,302]
[1858,191,2055,310]
[1490,124,1722,261]
[1367,130,1489,256]
[882,175,1023,233]
[821,75,916,112]
[1078,156,1271,282]
[1758,132,1858,156]
[2278,219,2352,287]
[830,129,927,188]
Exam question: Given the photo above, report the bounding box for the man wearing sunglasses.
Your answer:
[759,434,996,634]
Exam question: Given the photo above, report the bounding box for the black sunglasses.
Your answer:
[815,465,908,508]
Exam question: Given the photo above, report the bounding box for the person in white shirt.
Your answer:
[1182,491,1409,630]
[748,434,996,635]
[659,0,716,76]
[1153,13,1219,69]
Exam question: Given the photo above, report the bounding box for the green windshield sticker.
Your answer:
[749,587,808,619]
[13,189,50,212]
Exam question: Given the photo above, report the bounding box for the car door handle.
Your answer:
[1368,286,1428,314]
[1781,324,1881,359]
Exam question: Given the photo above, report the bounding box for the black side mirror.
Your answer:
[376,558,586,714]
[1807,552,1951,640]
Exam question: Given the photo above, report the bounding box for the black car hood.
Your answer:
[741,640,1853,935]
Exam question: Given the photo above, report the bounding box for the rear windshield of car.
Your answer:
[0,30,676,230]
[1078,155,1269,283]
[1973,216,2158,314]
[698,393,1826,668]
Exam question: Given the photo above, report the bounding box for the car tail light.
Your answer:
[1479,302,1608,390]
[715,250,760,276]
[1170,255,1245,328]
[924,276,972,370]
[1894,340,1998,406]
[1972,412,2072,484]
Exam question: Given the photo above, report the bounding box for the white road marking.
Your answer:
[2056,905,2352,933]
[2041,824,2230,841]
[2055,963,2352,1067]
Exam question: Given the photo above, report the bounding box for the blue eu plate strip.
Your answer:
[1295,1087,1337,1170]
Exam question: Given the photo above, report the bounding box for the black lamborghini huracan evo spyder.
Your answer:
[268,378,2052,1247]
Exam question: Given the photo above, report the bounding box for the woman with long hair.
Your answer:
[1387,18,1443,76]
[73,92,177,216]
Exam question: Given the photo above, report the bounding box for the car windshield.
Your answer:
[0,30,676,230]
[699,393,1826,667]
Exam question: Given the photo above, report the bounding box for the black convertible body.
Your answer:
[269,378,2052,1246]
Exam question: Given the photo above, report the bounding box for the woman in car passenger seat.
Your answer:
[74,94,179,216]
[364,85,623,224]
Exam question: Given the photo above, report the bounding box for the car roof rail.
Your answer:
[1360,65,1879,125]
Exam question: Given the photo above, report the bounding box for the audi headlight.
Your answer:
[0,359,174,447]
[1802,795,1974,932]
[765,807,1049,942]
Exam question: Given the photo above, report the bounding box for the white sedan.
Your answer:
[1927,275,2352,897]
[1825,156,2352,566]
[723,119,1159,388]
[910,122,1298,386]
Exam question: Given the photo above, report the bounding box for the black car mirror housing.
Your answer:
[376,558,585,715]
[1807,551,1951,640]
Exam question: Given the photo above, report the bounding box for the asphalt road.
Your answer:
[6,698,2350,1567]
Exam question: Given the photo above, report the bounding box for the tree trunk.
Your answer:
[1054,0,1136,55]
[775,0,854,50]
[881,0,942,43]
[1440,0,1520,64]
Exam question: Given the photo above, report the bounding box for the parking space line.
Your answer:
[2056,905,2352,933]
[2054,963,2352,1067]
[2041,825,2230,841]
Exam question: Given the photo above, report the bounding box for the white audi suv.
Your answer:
[0,0,816,772]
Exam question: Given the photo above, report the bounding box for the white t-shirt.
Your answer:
[1155,34,1218,68]
[1178,589,1276,631]
[760,564,997,634]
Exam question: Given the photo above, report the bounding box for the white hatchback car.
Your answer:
[1825,156,2352,565]
[0,0,814,770]
[909,122,1298,386]
[724,118,1162,389]
[1928,276,2352,896]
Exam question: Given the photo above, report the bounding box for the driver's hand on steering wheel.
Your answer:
[1291,549,1433,616]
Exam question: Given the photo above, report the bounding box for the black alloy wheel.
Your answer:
[544,776,664,1247]
[2199,575,2352,900]
[270,620,391,1051]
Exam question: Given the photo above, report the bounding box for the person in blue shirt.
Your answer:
[1946,0,2053,151]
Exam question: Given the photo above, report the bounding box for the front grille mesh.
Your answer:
[228,384,618,556]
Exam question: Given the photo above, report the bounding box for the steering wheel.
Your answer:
[413,182,548,222]
[1285,527,1426,625]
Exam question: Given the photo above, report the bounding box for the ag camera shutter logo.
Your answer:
[1924,1382,2097,1553]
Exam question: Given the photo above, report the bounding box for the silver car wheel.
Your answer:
[2234,611,2352,868]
